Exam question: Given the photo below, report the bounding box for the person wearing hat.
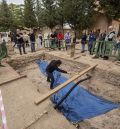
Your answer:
[46,60,67,89]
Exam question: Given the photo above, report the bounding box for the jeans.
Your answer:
[47,72,54,89]
[31,42,35,52]
[17,43,26,55]
[81,43,85,52]
[88,42,93,54]
[65,42,71,50]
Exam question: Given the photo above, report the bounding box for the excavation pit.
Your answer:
[0,52,120,129]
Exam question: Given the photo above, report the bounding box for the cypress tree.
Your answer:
[0,0,13,31]
[24,0,37,28]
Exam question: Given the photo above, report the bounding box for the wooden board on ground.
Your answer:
[0,75,27,86]
[0,63,20,84]
[73,55,81,60]
[35,64,97,105]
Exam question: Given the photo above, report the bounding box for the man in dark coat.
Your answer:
[46,60,67,89]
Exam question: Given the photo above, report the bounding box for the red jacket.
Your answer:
[57,33,64,40]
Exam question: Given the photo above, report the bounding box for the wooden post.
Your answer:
[70,43,75,58]
[35,64,97,105]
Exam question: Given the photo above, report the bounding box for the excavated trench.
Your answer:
[7,52,120,129]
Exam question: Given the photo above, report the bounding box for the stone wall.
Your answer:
[7,53,45,70]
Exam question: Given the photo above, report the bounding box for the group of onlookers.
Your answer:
[9,29,43,55]
[80,26,120,60]
[81,30,104,54]
[48,31,72,50]
[1,26,120,61]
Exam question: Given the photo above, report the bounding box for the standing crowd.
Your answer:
[80,26,120,60]
[9,29,73,55]
[1,26,119,61]
[10,29,43,55]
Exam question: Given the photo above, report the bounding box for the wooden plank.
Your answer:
[21,111,48,129]
[0,75,27,86]
[73,55,81,60]
[35,64,97,105]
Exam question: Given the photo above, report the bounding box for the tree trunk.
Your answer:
[70,31,76,58]
[62,24,64,34]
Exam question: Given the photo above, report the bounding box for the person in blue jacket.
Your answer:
[88,31,93,54]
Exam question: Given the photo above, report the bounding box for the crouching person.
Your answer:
[46,60,67,89]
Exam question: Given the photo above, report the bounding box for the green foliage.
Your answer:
[63,0,96,31]
[0,0,13,31]
[35,0,45,28]
[1,0,119,32]
[99,0,120,20]
[42,0,58,30]
[24,0,37,28]
[9,4,24,28]
[56,0,65,27]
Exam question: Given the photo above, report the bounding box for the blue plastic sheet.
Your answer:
[37,60,119,122]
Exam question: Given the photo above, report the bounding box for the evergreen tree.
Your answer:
[0,0,13,31]
[24,0,37,28]
[56,0,65,32]
[42,0,58,30]
[35,0,45,28]
[9,4,24,28]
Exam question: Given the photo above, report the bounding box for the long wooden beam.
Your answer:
[35,64,97,105]
[0,75,27,86]
[73,55,81,60]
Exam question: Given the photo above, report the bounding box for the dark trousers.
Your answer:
[81,43,85,52]
[58,40,62,50]
[88,42,93,55]
[66,43,70,50]
[18,44,26,55]
[47,72,54,89]
[25,41,29,47]
[41,41,42,46]
[40,38,43,46]
[31,42,35,52]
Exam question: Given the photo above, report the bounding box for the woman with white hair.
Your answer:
[103,26,116,60]
[105,26,115,42]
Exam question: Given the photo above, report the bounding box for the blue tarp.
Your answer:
[37,60,119,122]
